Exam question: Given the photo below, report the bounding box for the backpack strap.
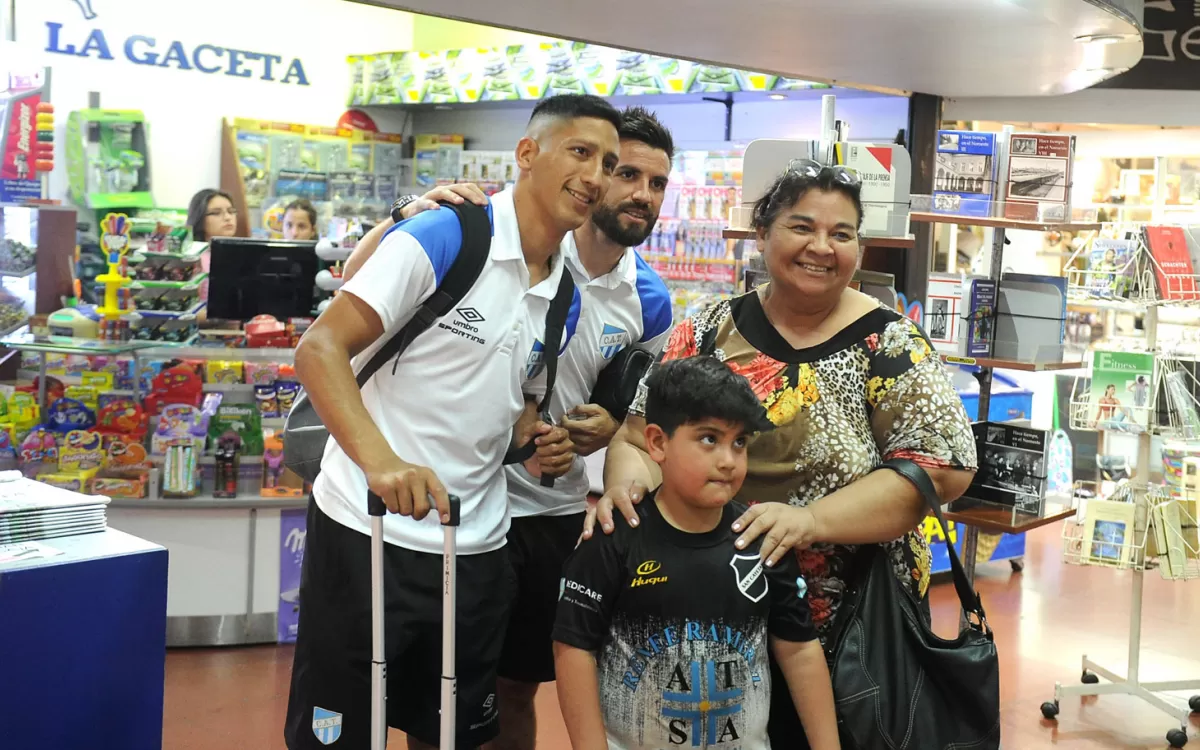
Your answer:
[353,200,491,387]
[503,267,577,472]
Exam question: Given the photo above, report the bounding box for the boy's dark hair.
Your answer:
[752,168,865,232]
[644,356,774,436]
[528,94,621,132]
[619,106,674,159]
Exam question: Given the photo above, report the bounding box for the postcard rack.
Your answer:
[1043,297,1200,749]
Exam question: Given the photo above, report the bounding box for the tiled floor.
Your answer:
[163,525,1200,749]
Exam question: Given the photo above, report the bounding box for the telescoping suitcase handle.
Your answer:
[367,491,461,750]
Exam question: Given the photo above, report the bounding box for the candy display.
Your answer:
[7,315,311,501]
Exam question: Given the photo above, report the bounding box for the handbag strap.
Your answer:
[879,458,989,628]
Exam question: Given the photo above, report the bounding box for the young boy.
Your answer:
[552,356,841,750]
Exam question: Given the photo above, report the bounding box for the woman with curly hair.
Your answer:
[591,162,978,747]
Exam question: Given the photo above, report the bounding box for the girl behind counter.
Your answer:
[281,199,319,241]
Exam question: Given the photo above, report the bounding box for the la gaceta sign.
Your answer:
[44,22,310,85]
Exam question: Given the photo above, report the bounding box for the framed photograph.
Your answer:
[1082,499,1138,567]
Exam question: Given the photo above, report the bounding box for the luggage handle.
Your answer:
[366,491,461,750]
[366,491,462,525]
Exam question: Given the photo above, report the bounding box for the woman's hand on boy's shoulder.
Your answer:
[733,503,818,568]
[582,481,647,540]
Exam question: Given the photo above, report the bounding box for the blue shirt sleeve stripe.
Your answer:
[560,284,582,355]
[633,253,673,342]
[380,203,495,287]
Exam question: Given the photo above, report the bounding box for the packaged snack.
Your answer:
[59,430,105,472]
[206,360,244,384]
[64,385,100,411]
[45,397,97,433]
[256,384,280,418]
[276,381,300,413]
[208,403,264,456]
[244,361,280,385]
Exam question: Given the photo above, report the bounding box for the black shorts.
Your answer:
[285,500,515,749]
[497,512,585,683]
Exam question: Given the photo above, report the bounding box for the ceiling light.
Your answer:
[768,93,787,100]
[1075,34,1128,45]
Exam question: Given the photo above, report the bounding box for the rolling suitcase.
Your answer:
[367,491,461,750]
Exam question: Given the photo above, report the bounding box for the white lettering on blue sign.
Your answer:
[44,22,309,85]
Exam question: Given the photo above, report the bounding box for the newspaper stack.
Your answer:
[0,475,109,545]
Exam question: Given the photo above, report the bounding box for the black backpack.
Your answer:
[283,200,575,482]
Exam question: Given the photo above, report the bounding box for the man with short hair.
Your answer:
[344,106,678,750]
[492,106,675,750]
[285,94,621,750]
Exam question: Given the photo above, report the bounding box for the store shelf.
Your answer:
[939,354,1086,372]
[722,228,915,248]
[0,328,168,356]
[641,253,737,267]
[0,266,36,279]
[908,212,1103,233]
[138,345,295,363]
[203,382,256,394]
[939,505,1076,536]
[107,494,306,510]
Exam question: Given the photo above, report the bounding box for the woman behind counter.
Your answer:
[186,189,239,242]
[592,162,978,747]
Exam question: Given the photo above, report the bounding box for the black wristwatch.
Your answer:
[390,194,421,224]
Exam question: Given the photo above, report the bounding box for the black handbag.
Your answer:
[588,346,654,422]
[827,458,1001,750]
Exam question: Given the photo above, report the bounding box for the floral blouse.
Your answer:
[628,291,977,641]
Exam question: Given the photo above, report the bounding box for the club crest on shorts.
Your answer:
[729,553,769,603]
[312,707,343,745]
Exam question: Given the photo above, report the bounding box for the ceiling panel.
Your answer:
[356,0,1143,97]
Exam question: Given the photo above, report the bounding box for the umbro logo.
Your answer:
[457,307,485,324]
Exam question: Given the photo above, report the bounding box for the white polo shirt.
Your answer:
[313,188,579,555]
[506,233,672,518]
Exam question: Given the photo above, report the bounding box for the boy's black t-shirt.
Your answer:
[553,493,817,750]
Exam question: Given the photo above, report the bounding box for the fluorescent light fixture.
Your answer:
[768,93,787,100]
[1074,34,1128,45]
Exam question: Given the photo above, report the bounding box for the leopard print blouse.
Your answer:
[628,290,978,641]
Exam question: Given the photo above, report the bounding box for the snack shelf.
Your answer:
[0,266,36,279]
[139,345,296,363]
[108,494,306,511]
[721,227,916,248]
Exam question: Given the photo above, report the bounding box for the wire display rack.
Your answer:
[1043,294,1200,748]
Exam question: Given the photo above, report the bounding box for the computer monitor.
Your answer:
[206,237,318,322]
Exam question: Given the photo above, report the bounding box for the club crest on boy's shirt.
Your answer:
[730,553,769,603]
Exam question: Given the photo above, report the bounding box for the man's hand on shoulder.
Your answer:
[399,183,489,221]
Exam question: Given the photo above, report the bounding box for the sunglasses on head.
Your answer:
[786,158,862,188]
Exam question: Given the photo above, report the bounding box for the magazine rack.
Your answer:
[908,195,1099,618]
[1063,236,1158,309]
[1042,296,1200,748]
